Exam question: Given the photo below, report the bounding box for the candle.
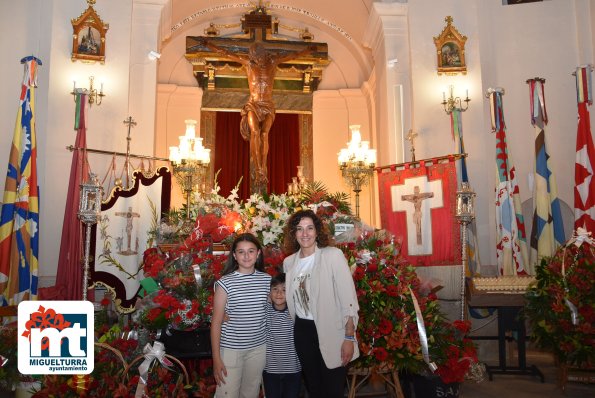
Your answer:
[73,81,76,91]
[442,91,446,102]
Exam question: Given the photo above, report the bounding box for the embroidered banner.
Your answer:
[377,158,460,266]
[92,167,171,313]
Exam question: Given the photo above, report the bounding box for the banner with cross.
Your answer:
[377,156,460,266]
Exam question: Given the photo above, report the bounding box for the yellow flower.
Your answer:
[249,206,256,215]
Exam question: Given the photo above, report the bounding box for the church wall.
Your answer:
[0,0,163,287]
[0,0,592,288]
[406,0,586,267]
[312,89,375,225]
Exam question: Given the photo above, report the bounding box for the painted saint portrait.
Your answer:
[441,42,461,67]
[77,26,101,56]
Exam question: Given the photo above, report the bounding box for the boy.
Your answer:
[263,273,302,398]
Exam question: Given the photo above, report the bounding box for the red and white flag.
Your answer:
[574,66,595,234]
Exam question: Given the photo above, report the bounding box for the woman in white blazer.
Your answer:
[282,209,359,398]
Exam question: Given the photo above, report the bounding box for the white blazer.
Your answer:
[284,245,360,368]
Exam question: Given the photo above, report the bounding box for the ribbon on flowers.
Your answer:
[566,227,594,248]
[192,264,203,287]
[564,298,579,326]
[135,341,174,398]
[0,354,8,367]
[562,228,594,277]
[409,287,438,372]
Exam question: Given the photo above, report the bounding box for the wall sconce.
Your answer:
[441,84,470,114]
[338,125,377,218]
[148,50,161,60]
[71,76,105,106]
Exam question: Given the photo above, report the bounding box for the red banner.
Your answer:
[377,158,460,266]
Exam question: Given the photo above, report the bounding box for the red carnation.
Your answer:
[378,318,393,335]
[373,347,388,362]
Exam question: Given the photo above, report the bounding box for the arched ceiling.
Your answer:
[158,0,379,90]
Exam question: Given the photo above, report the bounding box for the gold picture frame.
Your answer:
[71,0,109,64]
[433,16,467,75]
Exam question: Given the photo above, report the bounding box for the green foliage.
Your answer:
[524,242,595,367]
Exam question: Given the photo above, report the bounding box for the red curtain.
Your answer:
[214,112,300,199]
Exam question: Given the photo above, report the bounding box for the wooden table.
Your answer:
[466,280,544,382]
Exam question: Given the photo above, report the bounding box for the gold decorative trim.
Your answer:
[71,2,109,64]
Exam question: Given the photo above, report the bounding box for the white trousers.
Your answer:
[215,344,266,398]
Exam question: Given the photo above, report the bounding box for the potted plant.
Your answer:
[524,231,594,383]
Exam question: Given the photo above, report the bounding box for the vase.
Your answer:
[411,374,460,398]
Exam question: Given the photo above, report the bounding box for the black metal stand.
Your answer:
[487,306,544,382]
[467,284,545,383]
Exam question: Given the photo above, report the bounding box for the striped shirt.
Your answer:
[264,302,301,374]
[216,270,271,350]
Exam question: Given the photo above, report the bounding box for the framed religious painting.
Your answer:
[433,16,467,75]
[71,0,109,63]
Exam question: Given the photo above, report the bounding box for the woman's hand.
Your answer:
[212,356,227,386]
[341,339,355,366]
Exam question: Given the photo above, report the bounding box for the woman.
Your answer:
[282,210,359,398]
[211,233,271,398]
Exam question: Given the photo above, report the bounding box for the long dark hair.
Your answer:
[222,233,265,276]
[282,209,331,254]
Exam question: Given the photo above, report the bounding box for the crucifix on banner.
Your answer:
[391,178,444,256]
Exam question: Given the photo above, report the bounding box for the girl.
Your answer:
[211,233,272,398]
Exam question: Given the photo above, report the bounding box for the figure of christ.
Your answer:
[198,38,316,191]
[401,186,434,245]
[115,206,140,255]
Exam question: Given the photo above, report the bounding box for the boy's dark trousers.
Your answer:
[262,370,302,398]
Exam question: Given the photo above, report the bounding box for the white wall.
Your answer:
[0,0,163,286]
[0,0,592,285]
[406,0,588,266]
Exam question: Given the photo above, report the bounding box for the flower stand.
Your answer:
[347,366,405,398]
[558,362,595,392]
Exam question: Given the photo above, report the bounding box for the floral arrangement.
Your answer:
[337,229,478,384]
[153,180,352,250]
[524,231,595,368]
[0,325,19,392]
[134,243,224,331]
[33,326,215,397]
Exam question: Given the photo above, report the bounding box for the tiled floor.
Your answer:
[347,349,594,398]
[459,350,594,398]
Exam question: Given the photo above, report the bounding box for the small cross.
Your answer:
[406,129,418,162]
[122,116,137,188]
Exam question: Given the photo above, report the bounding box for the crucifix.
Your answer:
[186,5,325,194]
[406,129,418,162]
[401,186,434,245]
[123,116,137,188]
